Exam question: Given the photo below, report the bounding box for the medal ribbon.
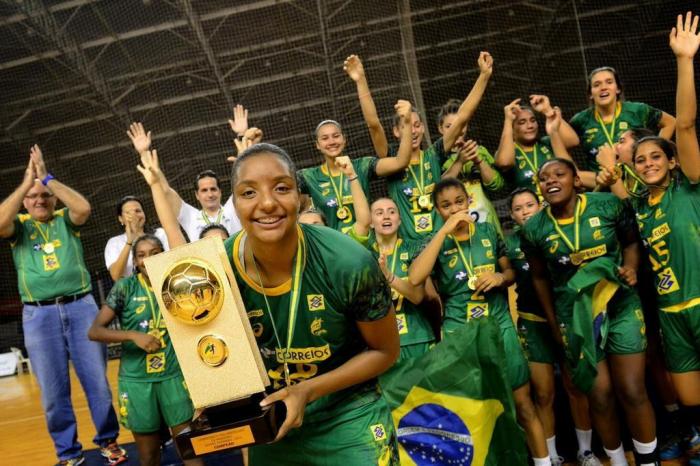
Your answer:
[450,223,476,280]
[252,225,306,387]
[201,208,224,225]
[620,163,647,197]
[407,152,426,196]
[138,273,162,332]
[545,195,582,253]
[326,163,346,211]
[383,238,402,277]
[514,143,543,196]
[594,102,621,147]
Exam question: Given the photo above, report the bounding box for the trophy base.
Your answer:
[175,392,286,459]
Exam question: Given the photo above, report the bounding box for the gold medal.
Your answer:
[611,165,622,181]
[418,195,430,209]
[467,275,478,290]
[42,242,55,254]
[148,328,163,339]
[336,206,349,220]
[569,253,583,266]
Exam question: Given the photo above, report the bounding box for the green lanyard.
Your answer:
[620,163,648,198]
[594,102,621,147]
[407,152,426,196]
[514,143,539,174]
[138,273,164,345]
[326,163,346,209]
[251,227,305,387]
[201,208,224,225]
[450,223,477,289]
[545,195,582,253]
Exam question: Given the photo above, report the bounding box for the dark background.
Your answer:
[0,0,696,350]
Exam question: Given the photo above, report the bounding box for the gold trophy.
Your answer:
[144,236,285,459]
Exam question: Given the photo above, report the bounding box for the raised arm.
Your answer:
[409,211,472,286]
[106,216,140,281]
[442,52,493,152]
[344,55,389,158]
[670,11,700,182]
[31,145,91,225]
[530,94,579,148]
[137,150,187,248]
[0,158,35,238]
[335,155,370,237]
[494,98,520,169]
[127,123,182,215]
[375,100,413,176]
[545,107,575,164]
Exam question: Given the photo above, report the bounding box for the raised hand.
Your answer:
[124,214,139,243]
[29,144,48,179]
[477,51,493,76]
[228,104,249,136]
[504,98,521,122]
[244,127,263,145]
[136,150,163,186]
[22,158,36,189]
[670,11,700,59]
[529,94,554,117]
[595,144,617,170]
[127,122,152,154]
[440,210,473,236]
[545,106,563,135]
[395,99,412,123]
[458,139,481,164]
[334,155,357,178]
[378,254,391,281]
[343,54,365,82]
[230,135,255,163]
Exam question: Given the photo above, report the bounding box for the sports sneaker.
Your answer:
[551,455,565,466]
[659,432,683,460]
[55,455,85,466]
[100,441,128,465]
[577,450,602,466]
[688,426,700,466]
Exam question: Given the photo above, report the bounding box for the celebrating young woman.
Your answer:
[89,235,201,466]
[409,178,550,466]
[521,158,658,465]
[138,145,401,465]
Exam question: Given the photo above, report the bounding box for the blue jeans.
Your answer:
[23,294,120,460]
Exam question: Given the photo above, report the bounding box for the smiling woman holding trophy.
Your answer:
[136,141,400,465]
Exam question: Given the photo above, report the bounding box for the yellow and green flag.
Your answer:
[381,318,527,466]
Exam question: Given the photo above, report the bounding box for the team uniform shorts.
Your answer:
[659,303,700,373]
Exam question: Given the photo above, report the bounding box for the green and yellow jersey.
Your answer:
[504,137,555,192]
[505,230,546,323]
[521,192,638,311]
[105,273,181,381]
[225,224,392,423]
[9,208,91,302]
[570,101,663,171]
[417,222,509,333]
[366,236,435,346]
[386,139,447,241]
[630,174,700,312]
[442,146,505,235]
[297,157,376,234]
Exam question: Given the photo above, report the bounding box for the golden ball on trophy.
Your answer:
[161,259,225,325]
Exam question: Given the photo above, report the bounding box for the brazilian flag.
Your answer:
[381,318,527,466]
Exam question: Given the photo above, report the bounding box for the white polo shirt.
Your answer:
[104,228,170,278]
[177,195,241,242]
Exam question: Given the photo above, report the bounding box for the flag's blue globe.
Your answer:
[397,403,474,465]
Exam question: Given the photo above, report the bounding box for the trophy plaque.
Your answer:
[144,236,285,459]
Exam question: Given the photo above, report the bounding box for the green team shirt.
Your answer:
[416,222,509,333]
[386,139,448,242]
[521,193,638,308]
[225,224,392,422]
[630,174,700,311]
[570,101,663,171]
[298,156,377,233]
[505,137,555,191]
[505,230,545,319]
[9,208,91,302]
[366,236,435,346]
[105,273,181,381]
[441,146,505,235]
